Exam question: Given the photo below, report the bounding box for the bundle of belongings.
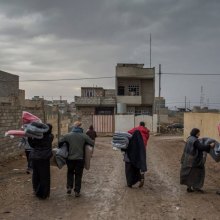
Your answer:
[5,111,49,139]
[51,143,69,169]
[111,131,132,150]
[200,137,220,162]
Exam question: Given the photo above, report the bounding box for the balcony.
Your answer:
[75,96,116,106]
[116,96,142,105]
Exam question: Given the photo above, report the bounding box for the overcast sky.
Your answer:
[0,0,220,108]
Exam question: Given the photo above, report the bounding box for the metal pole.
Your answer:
[185,96,187,111]
[158,64,161,133]
[150,33,152,68]
[57,105,61,142]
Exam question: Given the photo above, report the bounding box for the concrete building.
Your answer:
[0,70,25,105]
[116,63,155,115]
[75,87,116,115]
[74,87,116,131]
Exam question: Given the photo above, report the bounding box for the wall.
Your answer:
[115,114,158,133]
[141,79,154,105]
[115,115,135,132]
[0,103,71,161]
[184,113,220,141]
[0,70,19,97]
[0,106,23,160]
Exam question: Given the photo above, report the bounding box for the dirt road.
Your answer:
[0,136,220,220]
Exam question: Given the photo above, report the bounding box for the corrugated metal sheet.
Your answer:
[93,115,114,133]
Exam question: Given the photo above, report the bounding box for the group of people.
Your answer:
[22,118,218,200]
[24,122,97,199]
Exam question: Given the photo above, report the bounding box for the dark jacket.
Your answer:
[181,136,210,168]
[86,129,97,141]
[126,130,147,172]
[28,130,54,160]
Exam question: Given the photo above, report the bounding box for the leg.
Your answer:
[74,160,84,195]
[25,150,32,173]
[32,160,40,193]
[66,160,75,192]
[36,160,50,199]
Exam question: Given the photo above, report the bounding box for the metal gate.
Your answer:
[93,115,114,133]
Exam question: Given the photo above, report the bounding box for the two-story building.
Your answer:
[75,87,116,115]
[74,87,116,132]
[116,63,155,115]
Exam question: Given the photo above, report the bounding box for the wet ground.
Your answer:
[0,136,220,220]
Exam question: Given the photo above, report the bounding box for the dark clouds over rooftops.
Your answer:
[0,0,220,107]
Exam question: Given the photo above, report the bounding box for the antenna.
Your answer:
[150,33,152,68]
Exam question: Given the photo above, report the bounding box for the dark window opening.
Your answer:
[118,86,125,96]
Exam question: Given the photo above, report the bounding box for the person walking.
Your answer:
[59,121,94,197]
[128,121,150,148]
[180,128,215,193]
[86,125,97,141]
[28,124,54,199]
[125,121,150,188]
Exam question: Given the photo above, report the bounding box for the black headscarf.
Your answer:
[190,128,200,137]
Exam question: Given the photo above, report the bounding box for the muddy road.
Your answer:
[0,136,220,220]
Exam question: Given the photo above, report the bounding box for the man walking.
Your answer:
[59,121,94,197]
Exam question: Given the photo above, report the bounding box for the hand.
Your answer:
[210,142,215,148]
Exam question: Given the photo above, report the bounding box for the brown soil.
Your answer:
[0,136,220,220]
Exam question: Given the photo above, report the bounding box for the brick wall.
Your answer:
[0,104,71,161]
[0,106,23,160]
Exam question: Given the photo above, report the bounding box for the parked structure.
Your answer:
[116,63,155,115]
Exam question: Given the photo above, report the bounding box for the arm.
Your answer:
[194,140,211,152]
[128,127,136,134]
[84,135,94,147]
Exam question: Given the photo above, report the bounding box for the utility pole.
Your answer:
[150,33,152,68]
[158,64,161,133]
[57,105,61,142]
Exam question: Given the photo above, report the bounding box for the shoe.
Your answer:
[139,174,145,188]
[67,188,72,195]
[75,192,80,197]
[187,187,194,193]
[26,168,32,174]
[193,188,204,193]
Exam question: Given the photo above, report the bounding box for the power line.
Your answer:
[0,76,115,83]
[160,73,220,76]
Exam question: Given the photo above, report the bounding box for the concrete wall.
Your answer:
[0,70,19,97]
[116,96,142,105]
[115,114,157,132]
[184,113,220,141]
[141,79,154,105]
[115,115,135,132]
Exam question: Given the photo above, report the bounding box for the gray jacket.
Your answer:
[59,132,94,160]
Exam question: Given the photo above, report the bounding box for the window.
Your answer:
[118,86,125,96]
[128,85,139,96]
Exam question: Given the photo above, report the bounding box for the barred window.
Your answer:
[128,85,139,96]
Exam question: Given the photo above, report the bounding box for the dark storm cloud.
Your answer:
[0,0,220,107]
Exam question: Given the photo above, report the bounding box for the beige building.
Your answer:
[75,87,116,131]
[116,63,155,115]
[75,87,116,115]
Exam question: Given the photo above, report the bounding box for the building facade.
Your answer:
[116,63,155,115]
[75,87,116,116]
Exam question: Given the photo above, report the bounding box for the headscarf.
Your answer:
[190,128,200,137]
